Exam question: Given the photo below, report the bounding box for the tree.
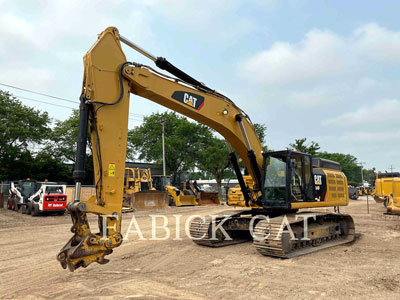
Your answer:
[254,122,271,152]
[254,123,267,145]
[290,137,320,155]
[196,137,230,190]
[49,110,80,162]
[46,110,93,184]
[0,91,50,180]
[127,112,213,174]
[363,168,376,186]
[30,152,72,183]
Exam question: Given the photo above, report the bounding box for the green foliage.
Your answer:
[127,112,212,174]
[0,91,50,180]
[45,109,93,184]
[254,122,271,152]
[196,137,230,188]
[48,109,80,162]
[362,168,376,185]
[29,152,72,183]
[290,137,320,155]
[254,123,267,144]
[316,152,362,186]
[1,149,73,183]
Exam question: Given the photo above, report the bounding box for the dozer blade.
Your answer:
[197,192,220,205]
[131,191,169,210]
[176,195,198,206]
[374,196,385,203]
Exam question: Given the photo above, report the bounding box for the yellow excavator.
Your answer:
[57,27,355,271]
[123,168,168,210]
[386,179,400,214]
[374,172,400,206]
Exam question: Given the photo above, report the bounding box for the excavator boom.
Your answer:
[57,27,264,271]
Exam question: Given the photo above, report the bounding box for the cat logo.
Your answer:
[171,91,205,110]
[314,175,322,185]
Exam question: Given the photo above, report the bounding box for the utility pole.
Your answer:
[357,162,365,186]
[161,120,166,176]
[389,165,395,173]
[357,161,369,213]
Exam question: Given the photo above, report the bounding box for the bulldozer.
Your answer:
[185,179,220,206]
[163,171,219,206]
[123,167,168,210]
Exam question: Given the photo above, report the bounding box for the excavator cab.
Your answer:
[262,150,315,210]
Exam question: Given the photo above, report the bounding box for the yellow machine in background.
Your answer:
[58,27,355,271]
[165,171,220,206]
[386,177,400,214]
[227,175,254,206]
[122,168,167,210]
[374,172,400,206]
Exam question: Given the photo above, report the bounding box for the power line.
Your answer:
[0,82,78,104]
[14,94,143,123]
[15,95,76,110]
[1,81,146,118]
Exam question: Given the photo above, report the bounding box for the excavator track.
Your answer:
[253,212,355,258]
[189,210,252,247]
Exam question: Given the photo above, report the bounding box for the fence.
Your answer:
[65,185,96,203]
[0,183,10,208]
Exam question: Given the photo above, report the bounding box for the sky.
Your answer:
[0,0,399,171]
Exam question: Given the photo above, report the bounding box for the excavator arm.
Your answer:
[57,27,264,271]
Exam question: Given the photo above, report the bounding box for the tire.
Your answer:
[56,210,65,216]
[31,203,40,217]
[21,205,27,214]
[169,196,176,206]
[12,199,17,211]
[27,203,32,215]
[7,199,12,210]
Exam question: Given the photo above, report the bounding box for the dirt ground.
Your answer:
[1,197,400,300]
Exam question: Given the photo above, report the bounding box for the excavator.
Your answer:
[386,179,400,215]
[374,172,400,206]
[57,27,355,271]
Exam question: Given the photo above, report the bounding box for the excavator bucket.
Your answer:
[176,195,198,206]
[131,190,169,210]
[197,192,220,205]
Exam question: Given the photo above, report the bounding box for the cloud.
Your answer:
[323,99,400,127]
[287,83,350,107]
[241,23,400,86]
[353,23,400,64]
[339,130,400,143]
[141,0,262,42]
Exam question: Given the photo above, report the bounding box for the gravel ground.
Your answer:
[1,197,399,300]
